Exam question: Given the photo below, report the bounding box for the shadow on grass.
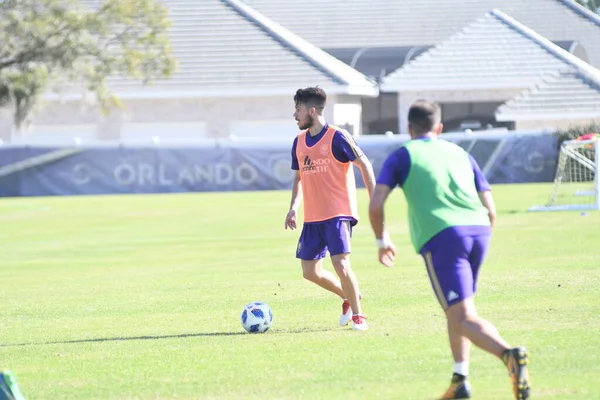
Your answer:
[1,327,336,347]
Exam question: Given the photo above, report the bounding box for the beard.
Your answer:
[297,114,314,130]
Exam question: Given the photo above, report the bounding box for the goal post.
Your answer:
[529,137,600,212]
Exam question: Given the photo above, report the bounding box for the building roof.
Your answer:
[246,0,600,68]
[324,46,433,81]
[379,9,600,92]
[496,70,600,120]
[58,0,378,99]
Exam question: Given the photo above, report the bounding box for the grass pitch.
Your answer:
[0,184,599,399]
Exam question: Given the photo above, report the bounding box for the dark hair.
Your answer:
[408,100,442,135]
[294,86,327,110]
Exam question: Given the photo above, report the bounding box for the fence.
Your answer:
[0,130,559,197]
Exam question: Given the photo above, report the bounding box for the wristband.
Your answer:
[375,232,391,249]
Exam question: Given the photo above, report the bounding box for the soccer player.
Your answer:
[368,100,530,399]
[0,370,26,400]
[284,86,376,331]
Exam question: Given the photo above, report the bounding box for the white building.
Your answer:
[1,0,600,144]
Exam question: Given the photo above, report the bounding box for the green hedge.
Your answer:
[555,121,600,148]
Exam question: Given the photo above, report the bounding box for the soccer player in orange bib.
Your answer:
[285,86,376,331]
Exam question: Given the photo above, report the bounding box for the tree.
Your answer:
[0,0,176,132]
[575,0,600,14]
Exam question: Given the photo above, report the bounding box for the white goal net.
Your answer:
[529,138,600,211]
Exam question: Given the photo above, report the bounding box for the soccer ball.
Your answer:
[241,302,273,333]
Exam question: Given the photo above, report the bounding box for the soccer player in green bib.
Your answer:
[368,100,531,400]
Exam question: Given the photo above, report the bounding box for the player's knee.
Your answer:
[446,299,477,322]
[302,268,318,282]
[301,262,320,282]
[331,258,351,276]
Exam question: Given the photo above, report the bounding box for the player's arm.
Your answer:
[469,154,496,228]
[479,190,496,228]
[369,183,396,267]
[369,148,409,239]
[368,151,408,267]
[333,129,376,197]
[285,139,303,230]
[368,184,392,241]
[353,153,376,198]
[289,170,303,212]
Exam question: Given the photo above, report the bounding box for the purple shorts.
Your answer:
[420,226,491,310]
[296,219,353,260]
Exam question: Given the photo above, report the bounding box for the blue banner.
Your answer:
[0,132,559,197]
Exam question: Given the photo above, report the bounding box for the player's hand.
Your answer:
[378,244,396,268]
[285,209,297,230]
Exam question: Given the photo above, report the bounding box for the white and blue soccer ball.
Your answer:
[241,302,273,333]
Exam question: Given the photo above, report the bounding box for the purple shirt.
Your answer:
[291,123,363,170]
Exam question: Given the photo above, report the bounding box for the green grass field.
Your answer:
[1,184,599,400]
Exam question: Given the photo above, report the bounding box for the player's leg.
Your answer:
[330,253,362,316]
[445,297,510,362]
[326,220,367,330]
[422,246,474,399]
[330,252,366,329]
[301,259,346,298]
[440,295,512,399]
[469,234,530,400]
[297,223,346,298]
[426,232,529,399]
[437,234,511,359]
